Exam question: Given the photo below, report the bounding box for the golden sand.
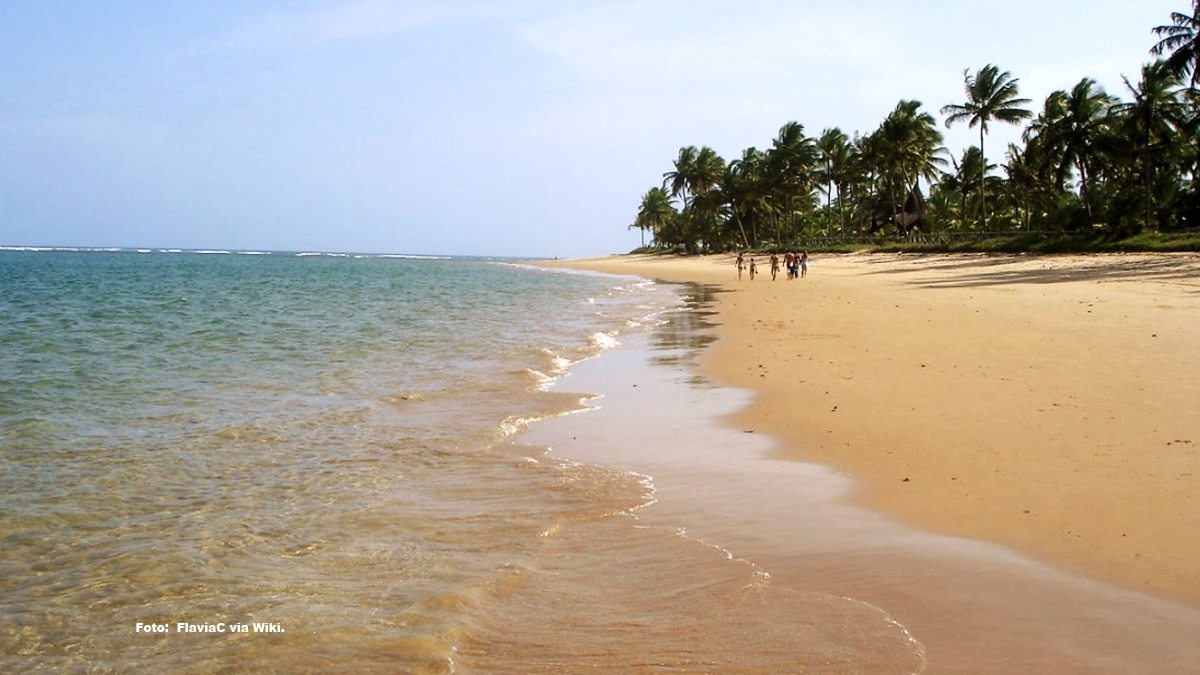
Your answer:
[540,252,1200,606]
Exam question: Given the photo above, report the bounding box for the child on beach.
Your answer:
[749,258,758,280]
[770,254,780,281]
[800,251,809,278]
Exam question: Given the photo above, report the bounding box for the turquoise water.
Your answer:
[0,249,677,672]
[0,248,931,673]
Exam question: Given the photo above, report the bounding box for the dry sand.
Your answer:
[540,251,1200,606]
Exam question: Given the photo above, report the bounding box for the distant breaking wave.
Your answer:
[0,246,461,260]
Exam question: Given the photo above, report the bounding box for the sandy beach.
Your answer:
[540,251,1200,607]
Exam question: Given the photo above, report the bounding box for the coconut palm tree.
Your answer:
[1152,1,1200,91]
[817,127,850,232]
[1112,60,1188,230]
[1024,78,1117,223]
[728,147,772,247]
[876,100,946,232]
[687,147,727,250]
[663,146,698,207]
[691,146,727,199]
[941,64,1033,229]
[764,122,819,242]
[946,146,990,229]
[1000,142,1063,230]
[632,187,677,247]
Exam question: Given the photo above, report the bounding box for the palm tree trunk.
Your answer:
[888,178,900,236]
[837,182,847,233]
[979,125,988,230]
[733,208,750,249]
[826,168,834,234]
[1078,160,1093,221]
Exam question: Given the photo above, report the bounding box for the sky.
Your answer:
[0,0,1184,257]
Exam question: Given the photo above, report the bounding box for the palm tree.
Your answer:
[662,145,727,250]
[766,122,819,242]
[688,147,727,251]
[1024,78,1117,223]
[728,147,772,247]
[854,130,888,230]
[941,64,1033,229]
[691,146,727,199]
[1000,143,1053,230]
[720,148,768,248]
[877,100,946,231]
[947,146,990,229]
[894,101,946,192]
[829,134,860,234]
[1113,60,1188,230]
[817,128,850,232]
[1151,1,1200,91]
[663,146,698,206]
[632,187,676,247]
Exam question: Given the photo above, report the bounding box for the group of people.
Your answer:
[736,251,808,281]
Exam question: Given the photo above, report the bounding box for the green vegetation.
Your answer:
[628,4,1200,254]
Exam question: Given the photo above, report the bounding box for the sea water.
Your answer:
[0,248,923,673]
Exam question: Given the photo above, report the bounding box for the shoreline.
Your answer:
[537,251,1200,607]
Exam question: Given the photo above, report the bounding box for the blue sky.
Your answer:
[0,1,1182,257]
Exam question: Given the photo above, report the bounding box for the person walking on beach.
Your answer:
[770,254,780,281]
[736,252,745,280]
[784,251,795,280]
[749,257,758,280]
[800,251,809,279]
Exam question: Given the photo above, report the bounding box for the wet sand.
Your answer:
[521,317,1200,673]
[538,252,1200,607]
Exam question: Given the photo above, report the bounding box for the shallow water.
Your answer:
[2,250,927,672]
[0,249,687,672]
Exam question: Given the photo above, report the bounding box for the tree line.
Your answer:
[629,4,1200,252]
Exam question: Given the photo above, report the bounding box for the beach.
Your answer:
[5,248,1199,672]
[541,252,1200,604]
[531,251,1200,670]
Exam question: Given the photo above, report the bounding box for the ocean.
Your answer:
[0,248,924,673]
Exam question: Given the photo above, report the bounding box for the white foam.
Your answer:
[551,354,572,373]
[589,332,619,352]
[523,368,557,391]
